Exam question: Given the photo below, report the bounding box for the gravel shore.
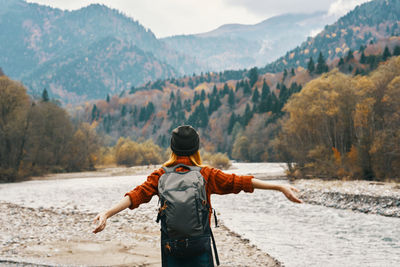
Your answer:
[294,179,400,217]
[0,167,280,267]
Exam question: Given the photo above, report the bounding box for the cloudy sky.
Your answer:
[27,0,371,38]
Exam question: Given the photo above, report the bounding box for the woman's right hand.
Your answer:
[93,211,108,234]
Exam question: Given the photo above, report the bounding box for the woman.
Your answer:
[93,125,302,266]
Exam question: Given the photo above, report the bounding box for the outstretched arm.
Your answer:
[93,196,131,234]
[251,178,302,203]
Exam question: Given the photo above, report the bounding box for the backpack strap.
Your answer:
[210,228,220,266]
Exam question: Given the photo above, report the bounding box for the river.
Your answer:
[1,163,399,266]
[214,163,400,267]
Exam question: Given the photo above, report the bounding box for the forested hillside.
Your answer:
[262,0,400,73]
[73,39,400,181]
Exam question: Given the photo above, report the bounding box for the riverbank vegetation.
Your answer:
[0,76,102,182]
[275,56,400,181]
[0,76,231,182]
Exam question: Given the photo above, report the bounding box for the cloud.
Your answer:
[224,0,335,16]
[327,0,372,17]
[26,0,372,38]
[26,0,264,38]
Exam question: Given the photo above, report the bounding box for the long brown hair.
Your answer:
[163,151,203,167]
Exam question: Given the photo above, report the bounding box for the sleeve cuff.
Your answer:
[124,192,136,210]
[242,175,254,193]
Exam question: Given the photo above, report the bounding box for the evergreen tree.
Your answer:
[279,84,289,105]
[121,105,127,117]
[338,57,345,66]
[228,89,235,109]
[168,102,176,118]
[291,68,295,76]
[223,83,230,96]
[188,78,194,89]
[307,56,315,74]
[258,80,271,113]
[271,93,280,114]
[228,113,236,134]
[316,52,328,74]
[170,91,175,101]
[42,88,49,102]
[106,94,110,103]
[175,92,182,109]
[200,90,206,101]
[235,81,241,92]
[146,102,155,118]
[261,79,270,99]
[242,104,253,126]
[212,85,218,96]
[193,92,199,103]
[360,51,366,64]
[382,46,391,61]
[187,102,208,128]
[91,104,97,121]
[184,99,191,112]
[208,94,221,115]
[346,49,354,62]
[248,67,258,88]
[252,88,260,103]
[243,81,251,96]
[393,45,400,56]
[139,106,147,121]
[282,69,288,81]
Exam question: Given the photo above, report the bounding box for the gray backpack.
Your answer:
[157,164,219,265]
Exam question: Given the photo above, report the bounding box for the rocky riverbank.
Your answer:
[293,179,400,217]
[0,167,281,267]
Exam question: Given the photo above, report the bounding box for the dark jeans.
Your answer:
[164,252,213,267]
[161,235,214,267]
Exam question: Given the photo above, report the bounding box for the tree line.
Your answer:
[0,77,101,182]
[275,56,400,181]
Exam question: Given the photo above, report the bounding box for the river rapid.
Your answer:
[1,163,399,266]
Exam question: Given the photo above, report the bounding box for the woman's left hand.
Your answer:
[280,185,303,203]
[93,211,108,234]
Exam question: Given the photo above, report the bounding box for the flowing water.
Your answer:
[213,164,400,267]
[1,163,399,266]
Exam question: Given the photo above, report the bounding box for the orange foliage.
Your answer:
[332,147,341,166]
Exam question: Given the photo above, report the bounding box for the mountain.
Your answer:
[261,0,400,73]
[162,12,336,71]
[0,0,200,102]
[70,0,400,162]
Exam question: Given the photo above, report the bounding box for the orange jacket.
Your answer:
[125,156,254,213]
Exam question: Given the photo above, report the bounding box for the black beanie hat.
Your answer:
[170,125,200,156]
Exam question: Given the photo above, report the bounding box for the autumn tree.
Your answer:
[276,57,400,181]
[0,77,31,181]
[66,123,100,171]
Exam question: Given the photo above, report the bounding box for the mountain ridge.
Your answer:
[0,0,199,101]
[162,11,336,71]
